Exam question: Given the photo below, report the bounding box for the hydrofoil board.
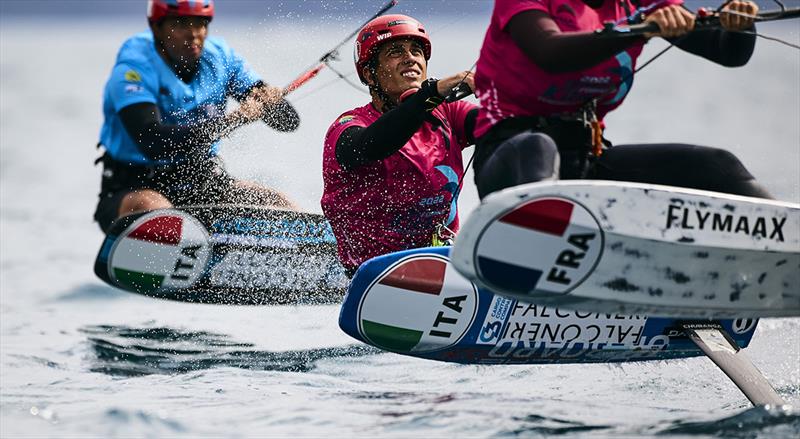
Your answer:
[94,205,349,305]
[451,181,799,318]
[338,246,759,365]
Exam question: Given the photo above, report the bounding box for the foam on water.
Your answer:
[1,6,799,438]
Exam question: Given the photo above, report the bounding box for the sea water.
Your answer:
[1,4,799,438]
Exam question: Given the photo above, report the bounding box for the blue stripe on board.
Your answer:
[477,256,542,293]
[98,236,116,262]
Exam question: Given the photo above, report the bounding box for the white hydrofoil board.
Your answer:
[451,181,799,318]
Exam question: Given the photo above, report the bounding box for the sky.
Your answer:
[1,0,795,19]
[0,0,486,18]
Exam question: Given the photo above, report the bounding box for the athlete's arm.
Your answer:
[120,83,301,160]
[464,107,478,145]
[335,79,443,169]
[118,102,236,161]
[244,82,300,132]
[506,10,645,73]
[669,0,757,67]
[670,26,755,66]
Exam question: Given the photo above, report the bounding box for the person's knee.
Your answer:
[476,132,558,198]
[668,144,769,198]
[118,190,171,218]
[703,147,750,176]
[674,145,750,180]
[504,132,558,159]
[697,147,771,198]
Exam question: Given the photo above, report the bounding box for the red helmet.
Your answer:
[147,0,214,24]
[354,14,431,84]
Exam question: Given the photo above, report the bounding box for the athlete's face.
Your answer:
[368,39,428,100]
[152,16,209,66]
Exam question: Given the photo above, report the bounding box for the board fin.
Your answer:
[680,322,785,407]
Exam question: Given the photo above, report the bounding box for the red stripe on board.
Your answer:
[379,258,446,295]
[500,198,574,236]
[128,215,183,245]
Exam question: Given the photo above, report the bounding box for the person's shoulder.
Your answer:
[639,0,682,7]
[116,32,154,61]
[440,100,478,120]
[117,32,153,59]
[329,104,374,128]
[324,103,374,140]
[495,0,552,11]
[493,0,551,27]
[202,36,235,58]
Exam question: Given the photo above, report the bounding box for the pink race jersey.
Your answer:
[321,101,476,272]
[474,0,681,138]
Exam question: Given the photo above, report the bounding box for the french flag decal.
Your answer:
[474,197,603,296]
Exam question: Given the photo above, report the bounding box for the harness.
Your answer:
[523,99,605,151]
[95,146,225,197]
[95,149,182,178]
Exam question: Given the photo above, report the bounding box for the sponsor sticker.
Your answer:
[665,203,787,242]
[124,69,142,82]
[478,295,514,344]
[210,217,336,244]
[477,302,647,347]
[337,115,356,125]
[484,334,670,364]
[358,255,478,353]
[124,84,144,94]
[475,197,604,296]
[731,318,758,334]
[108,210,210,293]
[210,249,349,291]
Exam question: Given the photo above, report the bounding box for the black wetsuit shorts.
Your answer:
[94,156,243,233]
[473,118,769,200]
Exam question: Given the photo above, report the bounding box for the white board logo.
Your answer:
[478,295,515,344]
[358,254,478,353]
[474,197,603,296]
[731,318,758,334]
[109,211,210,292]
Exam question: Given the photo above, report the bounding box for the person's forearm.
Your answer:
[335,80,443,168]
[672,26,756,67]
[119,103,231,161]
[508,10,644,73]
[244,82,301,132]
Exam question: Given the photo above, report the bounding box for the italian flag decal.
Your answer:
[358,255,478,353]
[108,211,210,292]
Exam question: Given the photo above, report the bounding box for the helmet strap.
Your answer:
[365,61,398,113]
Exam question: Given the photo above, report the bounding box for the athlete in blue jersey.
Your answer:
[94,0,300,233]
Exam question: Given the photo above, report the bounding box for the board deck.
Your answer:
[338,246,759,365]
[450,181,800,318]
[94,205,349,305]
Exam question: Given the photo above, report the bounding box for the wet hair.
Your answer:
[364,51,397,112]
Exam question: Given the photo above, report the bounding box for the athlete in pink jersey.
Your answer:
[472,0,772,200]
[321,14,478,275]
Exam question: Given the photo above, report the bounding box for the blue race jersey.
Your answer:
[99,32,261,165]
